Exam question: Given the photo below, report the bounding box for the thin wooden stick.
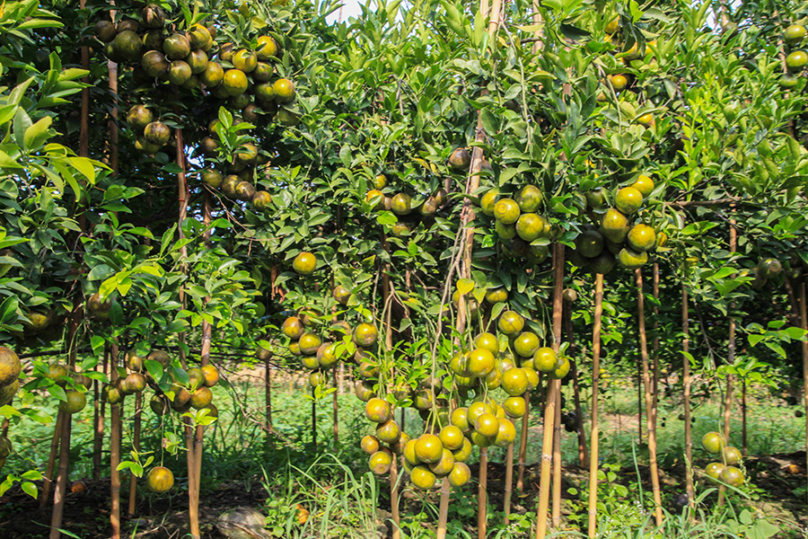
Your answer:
[333,376,339,443]
[719,219,737,507]
[587,274,603,538]
[652,262,660,418]
[477,448,488,539]
[503,442,514,523]
[127,391,142,515]
[110,344,121,539]
[800,280,808,494]
[564,298,587,466]
[93,351,107,481]
[516,390,530,492]
[636,269,663,526]
[741,379,747,457]
[682,285,695,510]
[40,412,62,510]
[535,243,564,539]
[49,410,72,539]
[265,355,272,432]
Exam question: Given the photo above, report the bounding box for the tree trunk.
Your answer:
[535,242,564,539]
[39,412,62,510]
[636,269,663,526]
[587,273,604,538]
[127,391,142,515]
[110,344,122,539]
[682,285,695,510]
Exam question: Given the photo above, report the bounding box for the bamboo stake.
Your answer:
[741,379,747,457]
[93,351,107,481]
[109,344,121,539]
[564,297,587,466]
[587,274,604,538]
[49,410,72,539]
[381,249,400,539]
[40,412,62,509]
[477,448,488,539]
[719,219,737,507]
[265,355,272,432]
[682,285,695,510]
[333,378,339,443]
[127,391,142,515]
[311,386,317,452]
[636,269,663,526]
[516,391,530,492]
[503,442,514,523]
[800,280,808,491]
[637,345,643,445]
[652,262,660,414]
[535,243,564,539]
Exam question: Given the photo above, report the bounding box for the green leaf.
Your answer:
[23,115,52,150]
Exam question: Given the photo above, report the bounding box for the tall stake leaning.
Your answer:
[535,243,564,539]
[636,268,663,526]
[435,0,504,536]
[587,273,604,538]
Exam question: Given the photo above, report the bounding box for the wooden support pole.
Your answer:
[477,448,488,539]
[503,442,514,523]
[587,274,603,538]
[127,391,142,515]
[682,285,695,510]
[40,412,63,510]
[535,243,564,539]
[564,297,587,466]
[110,344,122,539]
[636,269,663,526]
[800,280,808,492]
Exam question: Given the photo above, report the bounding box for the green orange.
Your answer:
[467,348,495,377]
[474,332,499,354]
[627,224,656,252]
[515,213,545,242]
[615,186,643,214]
[480,189,498,215]
[515,185,543,212]
[497,311,525,335]
[414,433,443,464]
[273,78,296,103]
[147,466,174,493]
[293,251,316,274]
[600,208,630,243]
[533,347,557,373]
[494,198,521,225]
[618,247,648,269]
[513,332,539,357]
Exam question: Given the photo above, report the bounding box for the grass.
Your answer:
[1,369,806,538]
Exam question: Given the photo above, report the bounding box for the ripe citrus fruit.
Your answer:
[705,462,724,481]
[785,24,807,45]
[282,317,304,339]
[627,224,656,252]
[495,220,516,240]
[632,174,654,197]
[480,189,498,215]
[293,252,316,275]
[504,396,526,417]
[515,213,545,242]
[147,466,174,493]
[467,348,495,377]
[232,49,257,72]
[448,462,471,487]
[59,390,87,414]
[615,186,643,214]
[723,446,742,466]
[414,433,443,464]
[411,465,437,489]
[701,431,725,454]
[494,418,516,447]
[484,288,507,303]
[513,332,539,357]
[273,78,296,103]
[611,73,628,90]
[391,193,412,215]
[223,69,248,96]
[365,398,391,423]
[498,311,525,335]
[298,333,322,355]
[515,185,543,212]
[191,387,213,409]
[720,466,744,487]
[439,426,465,451]
[576,229,604,258]
[451,407,470,431]
[0,347,21,387]
[600,208,630,243]
[453,437,473,462]
[353,323,378,346]
[502,368,529,396]
[474,332,499,354]
[494,198,521,225]
[448,147,471,169]
[617,247,648,269]
[550,357,570,380]
[787,50,808,71]
[533,347,557,373]
[376,419,401,444]
[429,448,455,476]
[369,450,392,475]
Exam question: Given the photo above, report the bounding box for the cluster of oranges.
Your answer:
[199,120,273,211]
[701,431,745,488]
[365,172,449,237]
[573,174,661,273]
[478,184,552,264]
[783,24,808,88]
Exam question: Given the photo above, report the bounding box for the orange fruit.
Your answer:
[298,333,322,355]
[504,396,526,418]
[498,311,525,335]
[365,398,391,423]
[391,192,412,215]
[723,446,742,466]
[513,332,539,357]
[627,224,656,252]
[617,247,648,269]
[484,288,507,303]
[502,368,529,396]
[448,147,471,169]
[705,462,724,481]
[515,213,545,242]
[451,407,470,431]
[376,419,401,444]
[720,466,744,487]
[293,252,316,275]
[515,185,543,212]
[494,418,516,447]
[533,347,557,373]
[439,426,465,451]
[414,433,443,464]
[150,394,170,416]
[787,50,808,71]
[353,323,378,347]
[0,347,21,387]
[480,189,498,215]
[600,208,630,243]
[273,78,296,103]
[576,229,604,258]
[222,69,248,96]
[467,401,493,424]
[452,437,473,462]
[467,348,495,377]
[282,317,304,339]
[449,462,471,487]
[474,332,499,354]
[495,220,517,240]
[369,449,392,475]
[701,432,725,454]
[785,24,807,45]
[615,186,643,214]
[411,465,437,489]
[255,36,278,60]
[494,198,520,225]
[232,49,257,72]
[474,413,499,437]
[429,448,455,477]
[471,431,494,448]
[484,368,502,390]
[146,466,174,493]
[59,391,87,414]
[191,387,213,409]
[550,357,570,380]
[611,74,628,90]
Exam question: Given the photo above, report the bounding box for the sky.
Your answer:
[325,0,364,24]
